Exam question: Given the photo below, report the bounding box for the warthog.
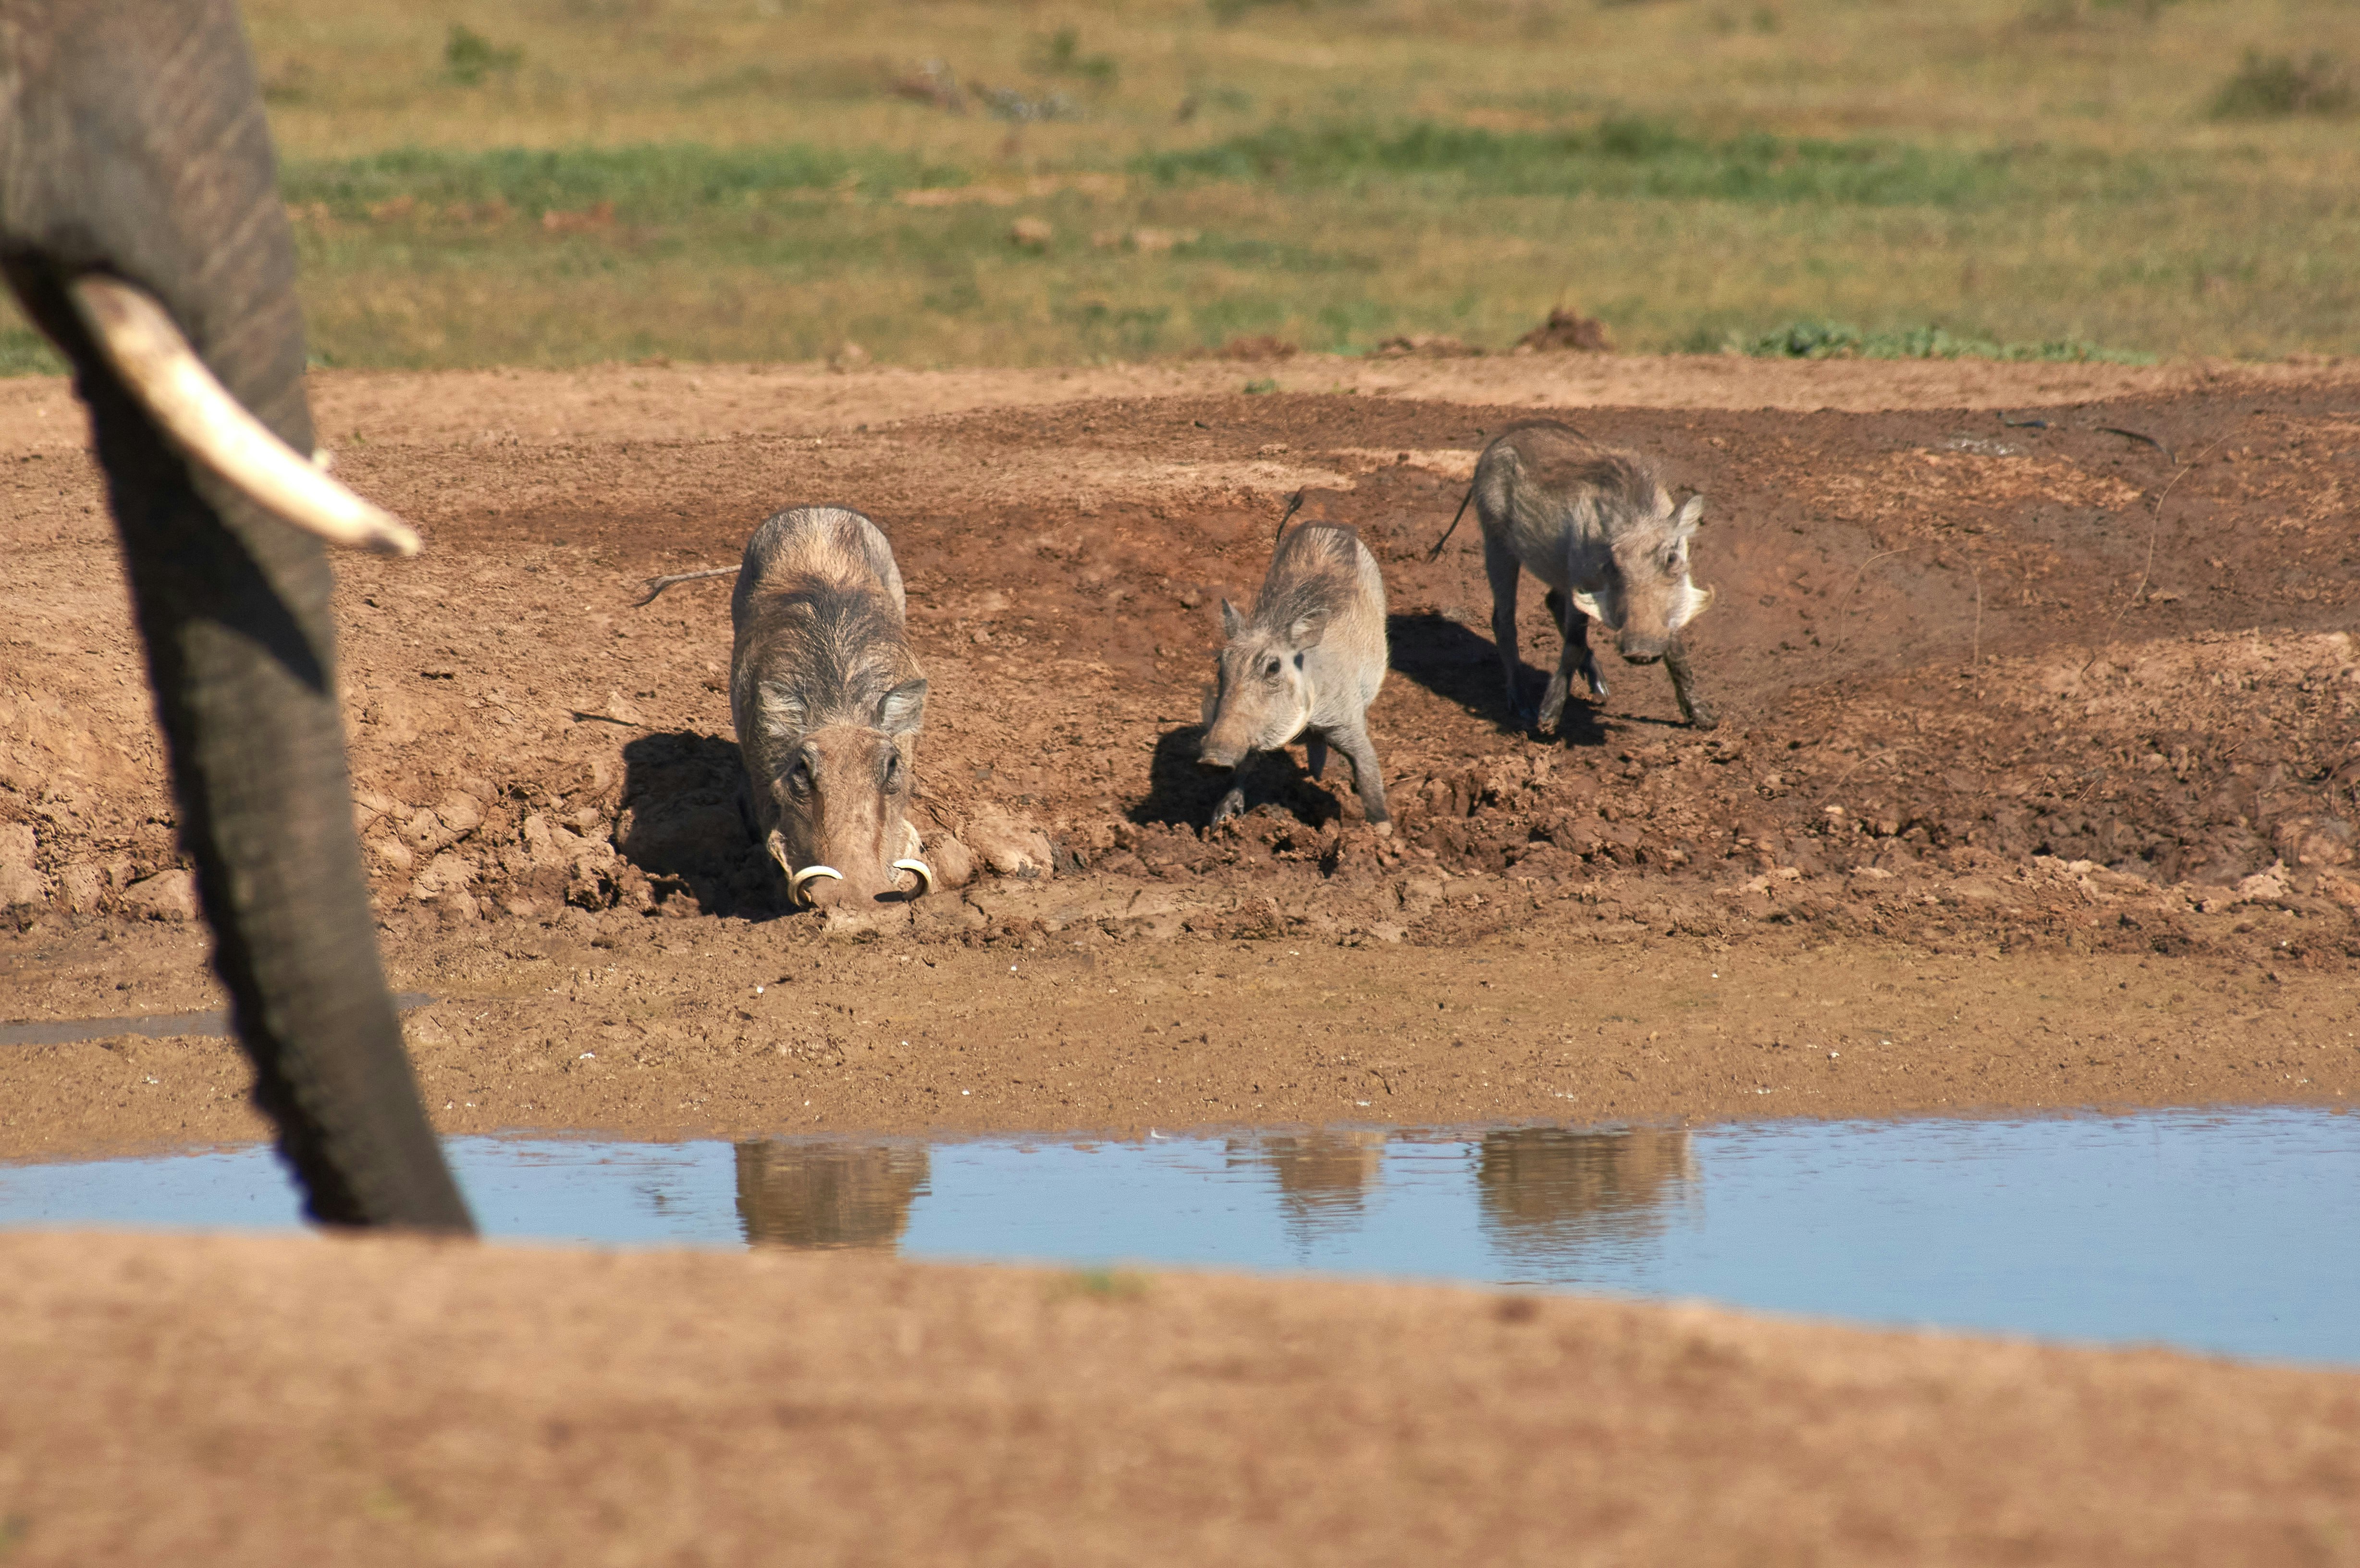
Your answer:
[1198,522,1392,831]
[731,506,933,921]
[1431,421,1718,733]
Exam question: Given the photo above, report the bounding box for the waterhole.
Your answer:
[4,1108,2353,1366]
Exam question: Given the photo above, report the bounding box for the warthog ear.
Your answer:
[1672,494,1705,539]
[876,677,928,736]
[1219,599,1244,638]
[1286,608,1329,650]
[757,680,807,742]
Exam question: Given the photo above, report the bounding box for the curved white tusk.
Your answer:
[892,858,935,898]
[66,275,422,557]
[788,864,844,908]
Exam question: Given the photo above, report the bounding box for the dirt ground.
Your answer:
[4,354,2360,1561]
[3,354,2357,1151]
[1,1230,2356,1568]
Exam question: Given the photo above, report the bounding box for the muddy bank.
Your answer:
[0,1230,2353,1566]
[3,360,2357,1158]
[1,920,2351,1161]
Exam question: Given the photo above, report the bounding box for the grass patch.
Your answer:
[0,325,66,376]
[1137,119,2068,207]
[1736,320,2154,363]
[282,144,968,220]
[2208,51,2354,120]
[6,0,2359,371]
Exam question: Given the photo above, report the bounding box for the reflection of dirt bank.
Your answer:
[1476,1128,1695,1257]
[734,1139,929,1250]
[6,1230,2355,1564]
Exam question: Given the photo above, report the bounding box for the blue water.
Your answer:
[3,1109,2354,1366]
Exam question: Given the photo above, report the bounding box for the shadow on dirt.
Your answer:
[1130,724,1351,832]
[1386,611,1605,747]
[616,730,789,919]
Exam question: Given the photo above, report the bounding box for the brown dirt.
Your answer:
[5,356,2359,1154]
[5,356,2360,1562]
[1,1230,2355,1567]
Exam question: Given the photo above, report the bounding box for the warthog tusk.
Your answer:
[892,858,934,897]
[66,275,422,557]
[788,864,844,908]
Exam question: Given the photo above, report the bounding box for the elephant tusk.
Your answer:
[892,858,934,898]
[788,864,844,908]
[66,275,422,557]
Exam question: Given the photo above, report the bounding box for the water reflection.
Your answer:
[1475,1127,1696,1271]
[733,1139,929,1250]
[6,1112,2357,1362]
[1230,1131,1389,1235]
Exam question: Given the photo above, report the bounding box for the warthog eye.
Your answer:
[787,759,814,796]
[1261,657,1282,680]
[883,752,902,788]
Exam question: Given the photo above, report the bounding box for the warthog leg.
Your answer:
[1305,735,1328,780]
[1537,589,1609,734]
[1328,719,1392,828]
[1483,533,1533,726]
[1664,637,1718,731]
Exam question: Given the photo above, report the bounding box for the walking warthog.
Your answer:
[1431,421,1718,733]
[730,506,932,920]
[1198,523,1392,831]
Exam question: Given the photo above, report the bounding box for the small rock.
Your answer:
[436,792,485,836]
[965,815,1055,879]
[0,822,42,908]
[409,851,475,902]
[926,833,978,891]
[59,861,106,914]
[123,869,199,922]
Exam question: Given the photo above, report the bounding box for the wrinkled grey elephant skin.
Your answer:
[0,0,472,1231]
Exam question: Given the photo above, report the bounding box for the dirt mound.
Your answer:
[1515,306,1615,354]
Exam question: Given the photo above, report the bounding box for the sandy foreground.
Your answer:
[3,353,2358,1560]
[0,1229,2355,1567]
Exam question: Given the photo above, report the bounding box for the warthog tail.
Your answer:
[1426,481,1476,563]
[634,565,740,607]
[1273,489,1306,544]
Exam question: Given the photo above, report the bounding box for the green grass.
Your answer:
[282,144,970,219]
[5,0,2358,371]
[1735,320,2153,363]
[1136,119,2062,207]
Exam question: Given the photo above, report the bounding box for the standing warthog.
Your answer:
[731,506,933,921]
[1198,523,1392,831]
[1431,421,1718,733]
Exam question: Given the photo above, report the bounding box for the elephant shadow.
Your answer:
[1384,610,1606,748]
[616,730,791,919]
[1128,723,1347,832]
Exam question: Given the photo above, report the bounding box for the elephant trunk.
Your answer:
[0,0,471,1232]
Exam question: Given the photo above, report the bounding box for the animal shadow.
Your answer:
[1385,611,1605,747]
[616,730,791,919]
[1129,723,1345,832]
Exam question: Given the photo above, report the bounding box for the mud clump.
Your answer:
[1514,307,1615,354]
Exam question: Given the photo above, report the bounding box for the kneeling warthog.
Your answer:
[731,506,932,921]
[1198,523,1392,831]
[1432,421,1718,733]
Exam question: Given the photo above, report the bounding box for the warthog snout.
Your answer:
[1618,639,1667,666]
[1197,741,1243,770]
